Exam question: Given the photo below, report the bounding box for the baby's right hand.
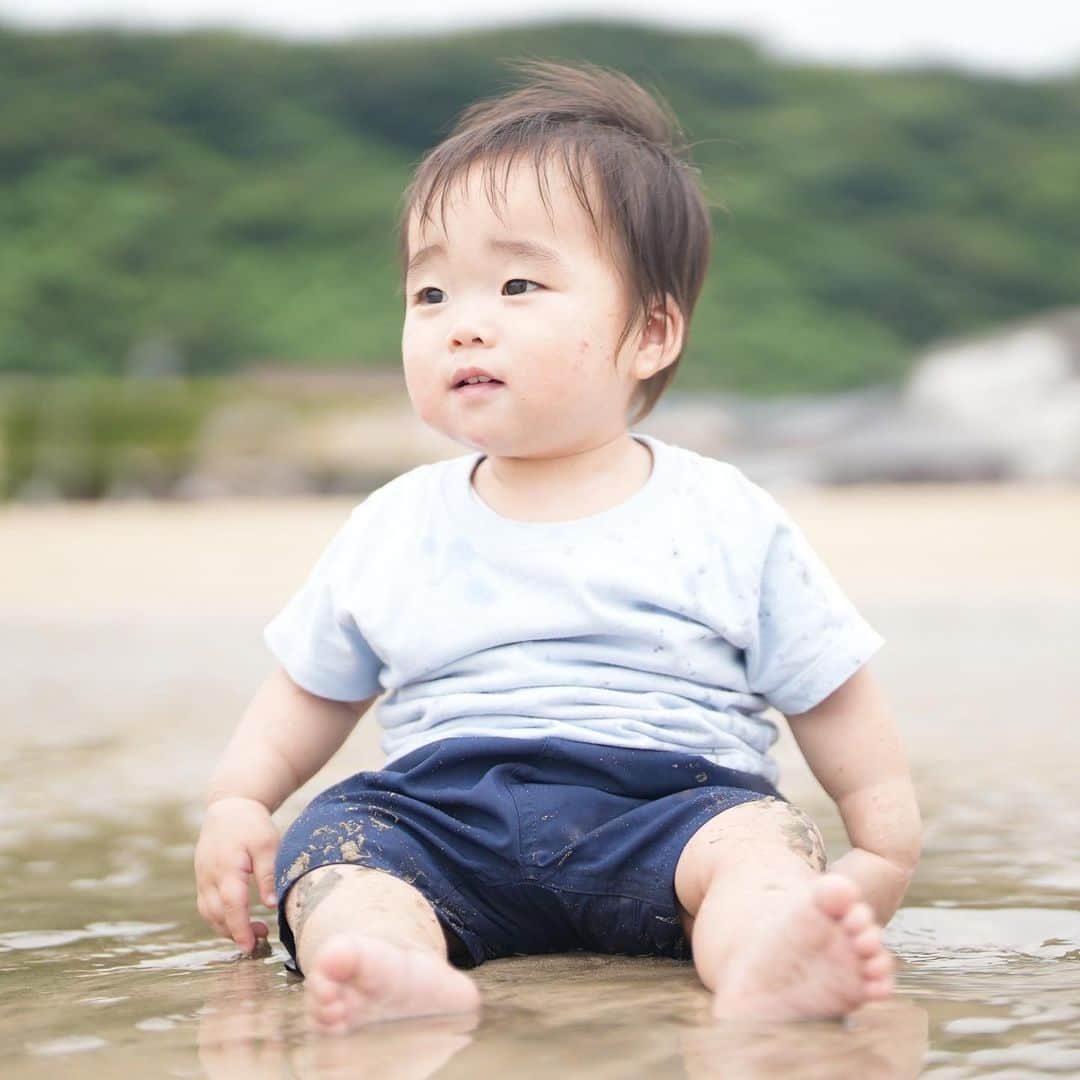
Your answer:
[194,796,281,954]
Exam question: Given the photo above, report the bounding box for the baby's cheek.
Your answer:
[402,368,438,422]
[571,340,591,377]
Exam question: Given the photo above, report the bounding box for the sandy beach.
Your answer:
[3,483,1077,802]
[5,484,1079,621]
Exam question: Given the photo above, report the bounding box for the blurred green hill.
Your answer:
[1,20,1078,394]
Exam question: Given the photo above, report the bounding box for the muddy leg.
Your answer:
[284,866,481,1034]
[674,797,894,1021]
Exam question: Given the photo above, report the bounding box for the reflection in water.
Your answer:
[193,952,925,1080]
[3,785,1078,1077]
[0,801,934,1079]
[197,958,478,1079]
[679,1002,928,1079]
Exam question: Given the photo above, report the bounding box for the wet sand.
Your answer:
[2,485,1079,1077]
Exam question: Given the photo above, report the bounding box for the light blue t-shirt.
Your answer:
[263,433,884,784]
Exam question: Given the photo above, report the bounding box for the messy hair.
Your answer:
[397,59,715,424]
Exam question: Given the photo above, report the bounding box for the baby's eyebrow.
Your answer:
[407,237,564,276]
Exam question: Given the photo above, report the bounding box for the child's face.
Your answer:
[402,157,651,458]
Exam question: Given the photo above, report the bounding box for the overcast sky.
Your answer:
[2,0,1078,79]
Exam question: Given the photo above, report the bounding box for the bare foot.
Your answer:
[710,873,895,1022]
[304,933,481,1034]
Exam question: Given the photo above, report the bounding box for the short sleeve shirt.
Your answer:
[263,433,884,785]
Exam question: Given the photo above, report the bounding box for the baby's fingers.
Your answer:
[252,841,279,910]
[218,875,256,953]
[196,889,220,935]
[198,887,230,942]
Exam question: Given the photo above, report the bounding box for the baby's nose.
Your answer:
[449,326,498,351]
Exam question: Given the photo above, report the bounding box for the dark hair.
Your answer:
[397,59,714,424]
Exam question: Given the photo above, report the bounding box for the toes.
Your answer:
[309,1012,348,1036]
[307,994,347,1032]
[852,925,884,957]
[316,935,363,983]
[317,1000,348,1025]
[307,972,340,1005]
[862,950,895,979]
[842,901,875,935]
[811,873,859,920]
[864,974,894,1000]
[303,936,481,1032]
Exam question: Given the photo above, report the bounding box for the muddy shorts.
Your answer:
[274,736,781,974]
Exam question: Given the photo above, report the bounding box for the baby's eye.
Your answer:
[503,279,540,296]
[415,286,445,305]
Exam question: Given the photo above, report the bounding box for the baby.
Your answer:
[195,60,921,1034]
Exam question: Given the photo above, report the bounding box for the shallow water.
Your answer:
[2,491,1079,1077]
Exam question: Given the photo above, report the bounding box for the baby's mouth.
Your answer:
[453,378,505,393]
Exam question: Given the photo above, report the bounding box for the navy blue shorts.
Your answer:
[274,736,781,974]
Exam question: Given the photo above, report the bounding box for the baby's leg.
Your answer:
[674,797,894,1021]
[285,866,480,1034]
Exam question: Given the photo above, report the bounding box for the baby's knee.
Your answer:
[693,796,827,872]
[767,799,827,872]
[676,795,824,909]
[284,863,394,925]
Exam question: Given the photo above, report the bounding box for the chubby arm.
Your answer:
[205,666,377,813]
[786,663,922,924]
[195,668,378,952]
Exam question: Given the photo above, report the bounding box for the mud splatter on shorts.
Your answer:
[274,736,781,974]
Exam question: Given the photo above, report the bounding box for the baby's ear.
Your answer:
[634,294,684,377]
